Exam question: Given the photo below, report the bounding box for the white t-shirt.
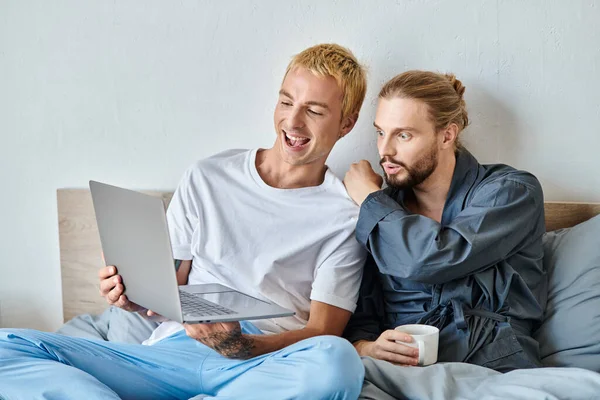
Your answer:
[143,149,366,345]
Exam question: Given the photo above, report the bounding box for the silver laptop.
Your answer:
[89,180,295,324]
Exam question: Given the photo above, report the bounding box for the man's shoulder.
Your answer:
[194,148,250,167]
[477,163,543,202]
[184,148,251,175]
[481,163,541,189]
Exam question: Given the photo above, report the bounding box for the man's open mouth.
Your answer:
[284,131,311,149]
[382,163,403,175]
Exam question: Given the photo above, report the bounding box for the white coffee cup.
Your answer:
[394,324,439,366]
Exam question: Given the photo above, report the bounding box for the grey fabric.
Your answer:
[57,306,158,344]
[344,149,547,372]
[534,215,600,372]
[359,357,600,400]
[56,310,110,341]
[105,307,159,344]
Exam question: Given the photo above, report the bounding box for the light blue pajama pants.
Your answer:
[0,322,364,400]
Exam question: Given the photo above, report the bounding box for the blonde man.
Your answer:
[0,44,368,400]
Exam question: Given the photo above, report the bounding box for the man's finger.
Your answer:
[379,351,419,366]
[388,342,419,358]
[384,330,414,343]
[98,266,117,279]
[376,338,417,356]
[99,276,120,296]
[391,362,417,367]
[375,341,415,357]
[144,310,167,322]
[115,294,130,308]
[108,284,124,303]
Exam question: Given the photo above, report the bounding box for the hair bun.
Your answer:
[444,73,466,97]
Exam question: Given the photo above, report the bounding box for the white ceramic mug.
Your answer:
[395,324,439,366]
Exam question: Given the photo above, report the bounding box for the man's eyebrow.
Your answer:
[279,89,293,99]
[373,122,420,134]
[278,90,329,110]
[306,101,329,109]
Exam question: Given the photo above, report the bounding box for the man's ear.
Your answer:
[441,123,459,149]
[339,113,358,139]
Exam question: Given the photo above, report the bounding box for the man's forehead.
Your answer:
[280,67,342,100]
[376,97,433,128]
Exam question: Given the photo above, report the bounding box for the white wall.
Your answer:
[1,0,599,331]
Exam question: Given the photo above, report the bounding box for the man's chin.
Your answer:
[384,172,403,185]
[280,148,310,166]
[384,176,411,190]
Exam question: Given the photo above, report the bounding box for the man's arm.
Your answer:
[340,257,421,365]
[176,259,192,285]
[248,300,352,355]
[343,256,384,344]
[184,300,351,359]
[357,174,544,285]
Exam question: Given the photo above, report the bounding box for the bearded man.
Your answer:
[342,70,547,376]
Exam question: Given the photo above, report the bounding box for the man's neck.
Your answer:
[256,148,327,189]
[407,151,457,223]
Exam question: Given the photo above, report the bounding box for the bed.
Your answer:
[56,189,600,399]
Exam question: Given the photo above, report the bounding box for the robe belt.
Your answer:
[450,298,510,330]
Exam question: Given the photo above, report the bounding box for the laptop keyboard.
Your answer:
[179,290,236,317]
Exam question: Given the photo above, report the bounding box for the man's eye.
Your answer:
[399,133,412,140]
[308,109,323,116]
[376,130,384,137]
[281,101,292,106]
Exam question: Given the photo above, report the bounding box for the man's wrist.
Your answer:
[353,339,373,356]
[357,184,381,206]
[212,331,256,359]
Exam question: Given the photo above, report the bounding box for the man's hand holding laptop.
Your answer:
[98,265,165,321]
[98,264,247,357]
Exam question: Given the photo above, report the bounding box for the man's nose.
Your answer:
[378,135,396,158]
[285,107,305,131]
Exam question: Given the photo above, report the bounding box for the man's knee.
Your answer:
[0,329,38,358]
[299,336,364,399]
[0,329,58,360]
[0,329,31,349]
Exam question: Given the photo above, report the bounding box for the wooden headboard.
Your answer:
[58,189,173,322]
[57,189,600,323]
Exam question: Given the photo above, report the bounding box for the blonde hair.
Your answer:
[379,70,469,146]
[285,43,367,121]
